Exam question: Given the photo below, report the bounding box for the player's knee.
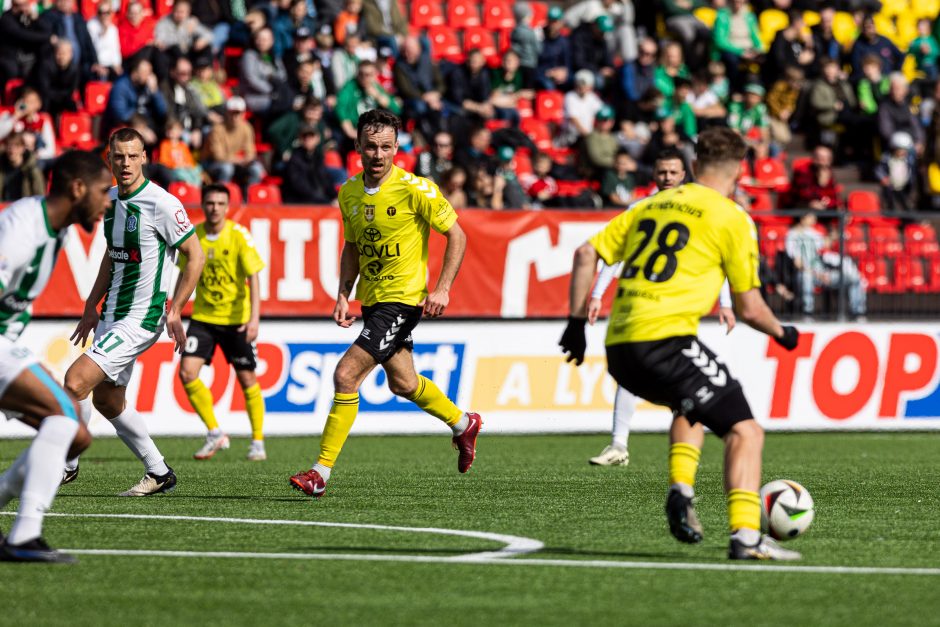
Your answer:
[729,418,764,447]
[91,394,122,419]
[332,365,359,394]
[178,368,198,385]
[387,377,417,398]
[68,422,92,458]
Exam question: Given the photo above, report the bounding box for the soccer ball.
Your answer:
[760,480,814,541]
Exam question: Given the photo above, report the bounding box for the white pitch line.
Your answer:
[61,548,940,576]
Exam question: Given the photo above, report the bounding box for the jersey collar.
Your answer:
[40,198,57,237]
[118,178,150,200]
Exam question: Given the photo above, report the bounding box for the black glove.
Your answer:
[774,325,799,351]
[559,317,587,365]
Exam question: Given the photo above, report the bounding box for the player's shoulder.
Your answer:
[0,196,43,232]
[338,173,362,199]
[227,219,254,243]
[396,167,439,198]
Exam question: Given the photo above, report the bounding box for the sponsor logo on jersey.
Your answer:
[175,209,189,225]
[0,293,31,313]
[387,206,396,217]
[109,247,142,263]
[364,205,375,222]
[362,227,382,243]
[126,214,138,232]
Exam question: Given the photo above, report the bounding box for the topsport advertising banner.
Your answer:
[2,321,940,437]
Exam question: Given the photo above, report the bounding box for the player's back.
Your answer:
[594,182,759,344]
[0,197,68,340]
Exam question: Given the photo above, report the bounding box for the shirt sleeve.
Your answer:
[718,279,732,308]
[339,186,356,243]
[413,176,458,233]
[589,203,639,266]
[591,261,624,299]
[0,217,33,294]
[722,208,761,294]
[156,193,195,247]
[235,224,266,275]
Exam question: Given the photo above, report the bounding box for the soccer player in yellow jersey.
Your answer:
[562,127,803,560]
[178,184,267,461]
[289,109,482,498]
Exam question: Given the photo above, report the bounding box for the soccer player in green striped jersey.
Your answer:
[62,128,206,496]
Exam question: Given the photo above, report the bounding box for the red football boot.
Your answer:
[289,469,327,498]
[452,412,482,473]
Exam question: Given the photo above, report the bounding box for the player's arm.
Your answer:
[718,279,736,334]
[70,253,112,346]
[561,241,600,365]
[588,260,623,325]
[166,234,206,353]
[240,272,261,343]
[734,289,796,348]
[334,240,360,328]
[424,221,467,318]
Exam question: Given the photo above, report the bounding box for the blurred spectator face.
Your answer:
[356,63,378,89]
[195,63,214,82]
[97,3,114,23]
[468,50,486,72]
[402,36,422,63]
[131,59,154,86]
[55,41,74,69]
[862,17,877,40]
[662,43,683,69]
[172,58,193,84]
[433,132,453,159]
[126,2,145,25]
[344,0,362,13]
[172,0,192,24]
[574,71,594,95]
[503,50,520,73]
[301,129,321,151]
[890,76,908,102]
[637,40,658,66]
[18,90,42,115]
[799,212,817,228]
[822,60,839,82]
[245,10,267,33]
[255,28,275,53]
[166,121,183,141]
[819,7,834,30]
[10,0,32,16]
[614,153,632,176]
[291,0,309,19]
[297,60,314,87]
[533,154,552,177]
[4,135,27,167]
[745,90,762,108]
[861,57,881,81]
[474,169,494,197]
[344,33,361,54]
[469,127,491,151]
[731,0,746,12]
[55,0,76,14]
[812,145,833,169]
[653,157,685,189]
[919,18,932,37]
[303,100,324,123]
[295,33,315,52]
[445,168,467,192]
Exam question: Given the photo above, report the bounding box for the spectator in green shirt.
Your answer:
[728,83,770,155]
[335,59,401,150]
[663,77,698,139]
[712,0,763,91]
[857,54,890,116]
[910,17,939,81]
[600,149,637,208]
[653,41,691,101]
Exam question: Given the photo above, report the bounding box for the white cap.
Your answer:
[226,96,247,112]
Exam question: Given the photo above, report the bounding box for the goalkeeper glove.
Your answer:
[559,317,588,365]
[774,325,799,351]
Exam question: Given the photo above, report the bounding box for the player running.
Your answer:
[62,128,205,496]
[289,109,481,498]
[178,184,267,461]
[586,148,736,467]
[0,151,111,562]
[561,127,802,560]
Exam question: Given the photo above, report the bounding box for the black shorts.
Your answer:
[354,303,423,364]
[606,336,753,437]
[182,320,257,370]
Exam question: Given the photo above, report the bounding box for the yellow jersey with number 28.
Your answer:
[590,182,760,345]
[339,165,458,307]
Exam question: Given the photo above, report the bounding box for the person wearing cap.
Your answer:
[563,69,605,145]
[727,83,770,155]
[570,13,616,87]
[537,5,572,90]
[583,104,619,180]
[876,131,916,212]
[203,96,266,189]
[283,123,337,203]
[494,144,527,209]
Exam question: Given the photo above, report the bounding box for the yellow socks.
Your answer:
[668,442,701,488]
[407,375,463,427]
[244,383,265,441]
[728,489,762,533]
[316,392,359,468]
[184,379,218,431]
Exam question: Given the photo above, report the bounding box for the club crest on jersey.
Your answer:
[365,205,375,222]
[387,206,396,217]
[126,214,138,232]
[207,248,215,259]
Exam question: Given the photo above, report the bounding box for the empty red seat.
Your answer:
[632,184,656,200]
[929,257,940,291]
[410,0,444,27]
[517,97,534,119]
[750,157,789,191]
[789,156,812,173]
[759,224,789,257]
[520,118,552,151]
[155,0,174,17]
[3,78,24,106]
[323,150,344,169]
[844,224,868,257]
[529,1,549,28]
[869,225,903,256]
[346,151,364,174]
[748,189,774,213]
[847,190,881,214]
[483,0,515,29]
[393,152,416,171]
[512,151,533,177]
[81,0,103,20]
[463,26,497,57]
[58,111,95,149]
[168,182,201,205]
[247,183,281,205]
[84,81,112,116]
[556,180,592,196]
[448,0,481,28]
[859,256,891,293]
[428,25,462,61]
[535,90,564,123]
[222,182,243,207]
[904,223,940,256]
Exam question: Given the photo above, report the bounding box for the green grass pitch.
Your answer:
[1,432,938,626]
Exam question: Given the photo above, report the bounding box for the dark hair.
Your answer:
[109,127,146,150]
[202,183,230,202]
[655,146,686,165]
[695,127,747,169]
[48,150,109,196]
[357,109,401,141]
[127,55,151,75]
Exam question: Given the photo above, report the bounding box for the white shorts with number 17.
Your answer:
[86,319,161,387]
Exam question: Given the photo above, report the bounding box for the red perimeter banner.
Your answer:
[32,206,619,318]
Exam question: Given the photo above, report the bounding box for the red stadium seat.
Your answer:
[535,90,564,123]
[859,256,891,293]
[900,256,929,293]
[517,97,534,119]
[520,118,552,151]
[427,25,462,61]
[847,190,881,214]
[869,225,903,257]
[511,150,533,177]
[632,184,656,200]
[904,223,940,256]
[447,0,481,28]
[484,119,511,131]
[347,151,364,174]
[247,183,281,205]
[84,81,112,116]
[748,189,774,213]
[556,180,592,196]
[759,224,789,257]
[529,1,549,28]
[393,152,416,171]
[323,150,344,169]
[495,27,512,55]
[929,257,940,291]
[222,182,243,207]
[168,182,201,205]
[155,0,174,17]
[750,157,789,191]
[58,112,96,149]
[3,78,24,106]
[410,0,444,27]
[463,26,498,57]
[81,0,103,20]
[844,224,868,258]
[483,0,516,29]
[789,156,812,172]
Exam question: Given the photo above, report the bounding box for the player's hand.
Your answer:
[559,317,587,366]
[719,307,736,335]
[423,289,449,318]
[774,325,800,351]
[333,296,357,328]
[587,297,602,325]
[165,309,187,353]
[239,319,259,343]
[69,307,99,347]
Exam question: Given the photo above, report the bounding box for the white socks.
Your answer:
[64,397,93,472]
[111,407,169,476]
[7,415,78,545]
[611,386,635,450]
[0,451,29,510]
[312,463,332,482]
[732,527,761,546]
[451,413,470,436]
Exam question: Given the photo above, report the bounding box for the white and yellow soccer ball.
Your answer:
[760,480,815,541]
